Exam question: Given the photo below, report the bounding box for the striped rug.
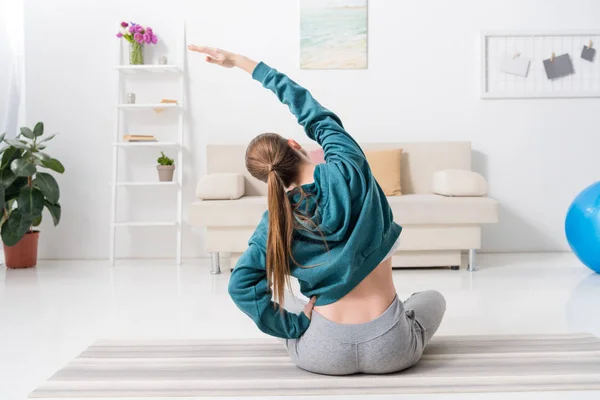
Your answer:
[30,333,600,398]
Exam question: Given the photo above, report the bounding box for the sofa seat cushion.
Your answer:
[190,196,268,227]
[190,194,498,228]
[387,194,498,225]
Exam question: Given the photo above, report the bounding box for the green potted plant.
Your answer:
[157,152,175,182]
[0,122,64,268]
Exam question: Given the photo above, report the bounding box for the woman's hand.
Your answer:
[188,45,258,74]
[303,296,317,320]
[188,45,237,68]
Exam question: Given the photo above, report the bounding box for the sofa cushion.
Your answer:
[387,195,498,224]
[196,173,245,200]
[190,196,268,227]
[432,169,488,197]
[308,149,325,164]
[189,194,498,228]
[365,148,403,196]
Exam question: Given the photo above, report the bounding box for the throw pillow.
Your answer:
[364,148,403,196]
[432,170,487,197]
[308,148,325,164]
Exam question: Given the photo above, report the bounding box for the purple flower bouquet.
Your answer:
[116,22,158,65]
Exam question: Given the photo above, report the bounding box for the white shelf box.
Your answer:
[110,26,185,265]
[115,182,179,187]
[114,142,180,148]
[116,65,182,74]
[113,221,178,227]
[117,103,182,110]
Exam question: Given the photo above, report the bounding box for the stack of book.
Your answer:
[123,135,157,142]
[153,99,178,113]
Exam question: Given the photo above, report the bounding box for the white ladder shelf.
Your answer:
[109,31,185,265]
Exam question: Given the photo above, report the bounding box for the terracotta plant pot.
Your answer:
[4,231,40,269]
[157,165,175,182]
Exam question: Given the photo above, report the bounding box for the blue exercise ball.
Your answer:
[565,181,600,273]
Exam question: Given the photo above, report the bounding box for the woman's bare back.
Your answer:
[313,257,396,324]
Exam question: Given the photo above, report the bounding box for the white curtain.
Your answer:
[0,0,26,138]
[0,0,24,263]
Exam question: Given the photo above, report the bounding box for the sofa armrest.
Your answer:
[432,169,488,197]
[196,173,245,200]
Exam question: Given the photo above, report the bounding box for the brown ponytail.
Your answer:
[246,133,322,310]
[266,169,294,307]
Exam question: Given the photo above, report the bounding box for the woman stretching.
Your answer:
[189,45,446,376]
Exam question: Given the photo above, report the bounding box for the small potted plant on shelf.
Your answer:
[0,123,64,269]
[157,152,175,182]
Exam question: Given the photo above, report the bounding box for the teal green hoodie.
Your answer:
[228,62,402,339]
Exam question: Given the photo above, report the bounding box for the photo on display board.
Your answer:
[581,45,596,62]
[543,53,574,80]
[499,54,531,77]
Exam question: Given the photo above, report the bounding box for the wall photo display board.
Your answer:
[481,31,600,99]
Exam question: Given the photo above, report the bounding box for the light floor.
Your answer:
[1,253,599,400]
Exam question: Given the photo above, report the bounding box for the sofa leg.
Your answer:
[210,252,221,275]
[467,249,477,272]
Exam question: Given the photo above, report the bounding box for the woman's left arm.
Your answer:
[228,243,312,339]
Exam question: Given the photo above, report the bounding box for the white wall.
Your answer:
[23,0,600,259]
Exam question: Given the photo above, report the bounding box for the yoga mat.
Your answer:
[30,333,600,397]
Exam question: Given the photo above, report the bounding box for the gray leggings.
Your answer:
[284,291,446,375]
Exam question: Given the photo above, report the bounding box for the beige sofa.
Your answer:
[189,142,498,273]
